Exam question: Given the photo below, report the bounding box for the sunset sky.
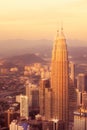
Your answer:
[0,0,87,41]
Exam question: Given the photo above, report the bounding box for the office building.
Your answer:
[74,110,87,130]
[39,78,50,117]
[69,62,75,85]
[51,28,69,130]
[20,95,29,119]
[26,83,39,112]
[77,73,87,92]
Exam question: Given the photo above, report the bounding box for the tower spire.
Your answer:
[61,21,63,32]
[55,22,59,40]
[57,21,59,37]
[58,21,65,39]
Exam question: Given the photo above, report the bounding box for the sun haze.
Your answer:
[0,0,87,41]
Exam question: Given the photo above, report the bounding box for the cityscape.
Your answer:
[0,0,87,130]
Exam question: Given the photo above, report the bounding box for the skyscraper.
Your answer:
[76,73,87,110]
[77,73,87,92]
[20,95,29,119]
[39,78,51,118]
[69,62,75,85]
[26,82,39,112]
[51,27,69,130]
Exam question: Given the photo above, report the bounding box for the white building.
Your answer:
[20,95,29,119]
[74,111,87,130]
[10,119,29,130]
[10,120,18,130]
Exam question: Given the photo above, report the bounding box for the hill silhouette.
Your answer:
[3,53,45,67]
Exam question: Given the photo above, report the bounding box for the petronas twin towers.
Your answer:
[51,27,69,129]
[39,27,70,130]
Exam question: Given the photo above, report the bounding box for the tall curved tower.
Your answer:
[51,28,69,129]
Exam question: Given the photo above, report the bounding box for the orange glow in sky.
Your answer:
[0,0,87,40]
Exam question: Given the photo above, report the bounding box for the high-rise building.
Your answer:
[51,28,69,130]
[44,87,52,120]
[69,62,75,85]
[77,73,87,108]
[20,95,29,119]
[39,78,50,117]
[77,73,87,92]
[68,78,77,122]
[74,110,87,130]
[69,62,77,123]
[26,82,39,112]
[82,92,87,108]
[76,90,82,106]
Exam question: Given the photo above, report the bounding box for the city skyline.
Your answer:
[0,21,87,130]
[0,0,87,43]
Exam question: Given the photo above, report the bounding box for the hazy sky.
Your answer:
[0,0,87,40]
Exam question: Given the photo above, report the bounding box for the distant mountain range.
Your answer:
[1,53,45,67]
[0,39,87,58]
[0,39,87,66]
